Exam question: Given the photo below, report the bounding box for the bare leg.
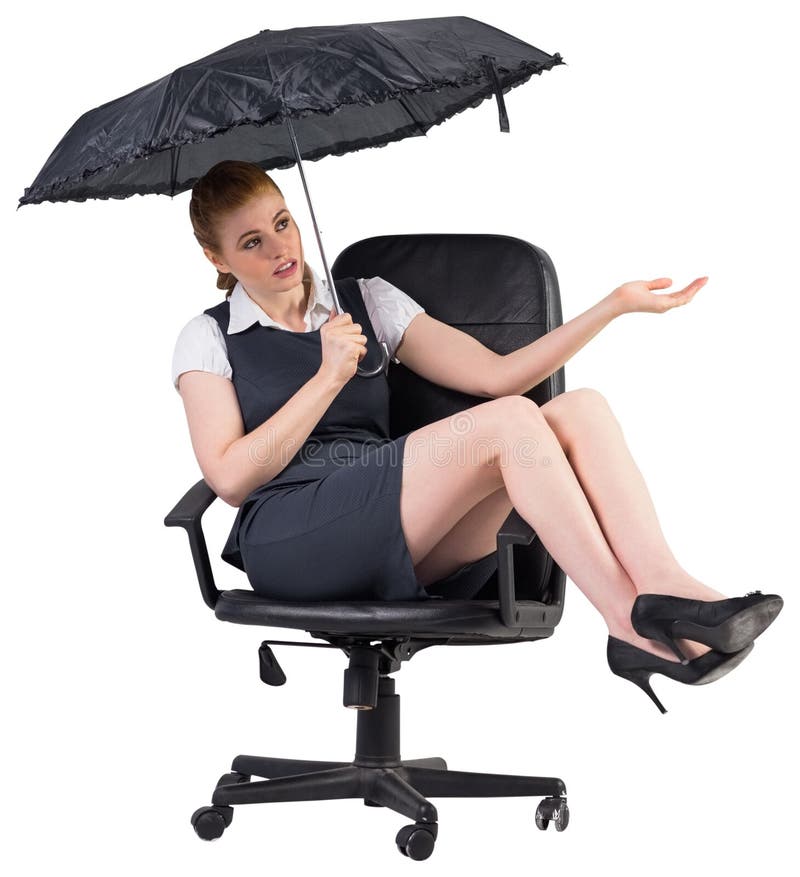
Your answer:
[540,389,724,597]
[400,396,683,661]
[540,389,731,658]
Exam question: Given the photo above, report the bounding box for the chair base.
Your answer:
[195,674,568,858]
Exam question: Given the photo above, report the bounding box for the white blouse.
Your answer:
[171,263,426,393]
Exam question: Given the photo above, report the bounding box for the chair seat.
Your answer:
[214,589,559,639]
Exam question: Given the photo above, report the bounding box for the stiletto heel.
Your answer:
[606,635,754,714]
[631,590,783,658]
[614,667,667,714]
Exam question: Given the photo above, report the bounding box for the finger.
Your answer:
[648,277,673,290]
[669,288,697,306]
[668,289,692,302]
[676,278,706,298]
[682,277,708,293]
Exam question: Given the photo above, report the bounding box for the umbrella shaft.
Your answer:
[285,118,342,315]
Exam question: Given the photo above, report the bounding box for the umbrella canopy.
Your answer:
[17,16,564,375]
[18,16,564,206]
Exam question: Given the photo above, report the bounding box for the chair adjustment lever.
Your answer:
[258,639,340,686]
[258,643,287,686]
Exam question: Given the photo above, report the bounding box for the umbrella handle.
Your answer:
[357,340,390,378]
[327,279,390,377]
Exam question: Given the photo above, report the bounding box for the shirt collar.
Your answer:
[227,263,333,334]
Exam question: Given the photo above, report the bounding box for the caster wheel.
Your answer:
[395,822,438,860]
[535,797,569,832]
[191,805,234,841]
[216,771,251,788]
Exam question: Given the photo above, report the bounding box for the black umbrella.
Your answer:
[18,15,564,376]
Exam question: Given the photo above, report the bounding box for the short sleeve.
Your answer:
[358,277,426,364]
[171,313,232,393]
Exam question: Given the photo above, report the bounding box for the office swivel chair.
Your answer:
[164,233,569,861]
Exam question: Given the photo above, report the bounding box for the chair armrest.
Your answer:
[163,479,220,610]
[496,507,539,627]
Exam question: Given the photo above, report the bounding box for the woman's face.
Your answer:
[205,190,305,295]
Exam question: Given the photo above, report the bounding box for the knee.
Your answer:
[568,387,609,408]
[485,396,545,448]
[495,394,543,422]
[547,387,610,417]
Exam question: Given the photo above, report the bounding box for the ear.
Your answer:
[203,246,229,274]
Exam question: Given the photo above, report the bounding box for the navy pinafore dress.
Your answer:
[204,276,498,603]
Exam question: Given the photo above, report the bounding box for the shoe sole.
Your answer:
[671,597,783,654]
[690,641,754,685]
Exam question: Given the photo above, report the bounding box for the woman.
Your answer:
[172,160,782,713]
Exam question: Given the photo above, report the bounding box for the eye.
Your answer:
[243,219,289,249]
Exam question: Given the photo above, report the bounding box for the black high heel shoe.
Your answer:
[606,635,754,714]
[631,590,783,665]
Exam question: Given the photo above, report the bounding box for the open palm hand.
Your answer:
[611,276,708,315]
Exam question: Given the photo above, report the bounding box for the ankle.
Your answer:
[637,570,728,602]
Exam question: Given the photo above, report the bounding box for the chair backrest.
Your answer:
[331,233,566,602]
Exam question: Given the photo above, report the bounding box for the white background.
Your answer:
[4,0,797,873]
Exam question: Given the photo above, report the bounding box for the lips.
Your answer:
[273,259,297,275]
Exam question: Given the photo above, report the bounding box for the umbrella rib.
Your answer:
[169,145,182,197]
[397,96,426,136]
[364,24,435,84]
[168,68,213,135]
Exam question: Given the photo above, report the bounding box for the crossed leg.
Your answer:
[400,390,727,661]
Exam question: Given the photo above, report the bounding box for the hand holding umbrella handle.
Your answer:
[328,293,391,378]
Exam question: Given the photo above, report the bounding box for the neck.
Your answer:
[242,265,313,327]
